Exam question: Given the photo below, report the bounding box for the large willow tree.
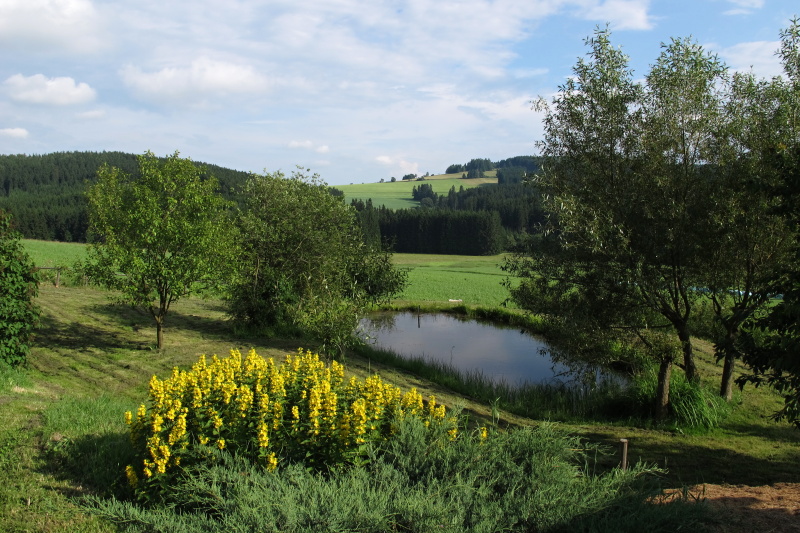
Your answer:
[506,27,787,419]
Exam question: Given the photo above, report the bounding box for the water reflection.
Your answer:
[360,312,608,388]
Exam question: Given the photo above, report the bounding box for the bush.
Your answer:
[0,210,39,366]
[124,349,457,502]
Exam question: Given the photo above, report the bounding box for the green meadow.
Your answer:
[24,239,88,268]
[337,171,497,209]
[391,252,512,308]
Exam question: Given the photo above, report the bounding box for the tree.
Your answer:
[738,18,800,426]
[83,151,233,349]
[703,70,796,401]
[228,168,406,354]
[0,210,39,366]
[506,28,729,418]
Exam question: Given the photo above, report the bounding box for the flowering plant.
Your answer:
[124,348,456,500]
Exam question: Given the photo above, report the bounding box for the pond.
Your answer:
[359,312,614,388]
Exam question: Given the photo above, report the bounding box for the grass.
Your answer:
[391,253,514,307]
[1,249,799,530]
[23,239,88,268]
[336,172,497,209]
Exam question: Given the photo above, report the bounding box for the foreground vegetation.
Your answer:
[2,242,799,530]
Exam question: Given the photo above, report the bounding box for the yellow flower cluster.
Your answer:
[124,348,456,493]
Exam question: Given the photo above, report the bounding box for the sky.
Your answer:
[1,0,798,186]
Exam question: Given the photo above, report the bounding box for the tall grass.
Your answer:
[82,417,706,533]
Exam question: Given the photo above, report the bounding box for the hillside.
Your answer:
[0,151,250,242]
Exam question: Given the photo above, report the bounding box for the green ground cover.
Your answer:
[337,172,497,209]
[391,253,513,307]
[23,238,87,268]
[1,243,798,531]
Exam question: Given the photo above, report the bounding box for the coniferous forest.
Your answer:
[0,152,250,242]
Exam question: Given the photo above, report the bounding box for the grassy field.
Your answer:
[336,171,497,209]
[2,241,799,530]
[391,253,513,308]
[24,239,88,268]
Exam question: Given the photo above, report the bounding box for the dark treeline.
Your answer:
[0,152,250,242]
[370,208,504,255]
[355,179,546,255]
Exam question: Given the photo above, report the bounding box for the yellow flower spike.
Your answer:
[257,421,270,448]
[125,465,138,487]
[124,411,133,425]
[448,427,458,440]
[479,427,488,440]
[217,438,226,450]
[266,452,278,472]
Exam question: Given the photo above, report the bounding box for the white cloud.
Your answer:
[0,0,103,53]
[578,0,653,30]
[4,74,96,105]
[723,0,764,15]
[375,155,419,176]
[289,140,331,154]
[718,40,782,78]
[0,127,29,138]
[120,57,270,105]
[76,109,106,119]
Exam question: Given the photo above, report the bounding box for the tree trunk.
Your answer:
[719,329,738,402]
[655,356,673,421]
[720,351,735,401]
[156,318,164,350]
[677,322,698,383]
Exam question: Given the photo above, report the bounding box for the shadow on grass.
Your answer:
[40,431,135,501]
[37,312,150,352]
[581,430,800,487]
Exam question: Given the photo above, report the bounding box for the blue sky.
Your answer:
[1,0,797,185]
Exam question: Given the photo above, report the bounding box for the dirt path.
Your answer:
[688,483,800,532]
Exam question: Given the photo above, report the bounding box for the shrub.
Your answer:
[0,210,39,366]
[124,349,457,502]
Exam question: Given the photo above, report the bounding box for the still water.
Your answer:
[359,312,576,387]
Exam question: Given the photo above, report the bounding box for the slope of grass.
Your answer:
[336,172,497,209]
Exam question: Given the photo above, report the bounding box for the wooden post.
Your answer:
[620,438,628,471]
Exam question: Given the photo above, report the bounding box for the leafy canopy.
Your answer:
[83,151,233,349]
[228,168,406,354]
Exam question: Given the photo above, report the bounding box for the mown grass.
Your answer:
[336,172,497,209]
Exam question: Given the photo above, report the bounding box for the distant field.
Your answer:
[391,253,513,308]
[337,171,497,209]
[23,239,87,268]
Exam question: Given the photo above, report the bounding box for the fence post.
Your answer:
[619,438,628,471]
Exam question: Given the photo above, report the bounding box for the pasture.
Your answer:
[337,171,497,209]
[391,252,513,308]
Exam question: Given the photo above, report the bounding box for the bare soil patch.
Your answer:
[691,483,800,532]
